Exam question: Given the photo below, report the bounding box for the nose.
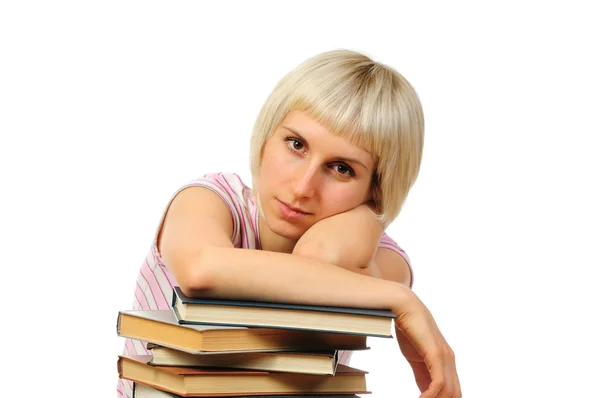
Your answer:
[291,163,320,199]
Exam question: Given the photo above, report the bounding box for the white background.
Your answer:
[1,1,599,397]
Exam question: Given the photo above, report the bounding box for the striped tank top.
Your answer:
[117,172,412,397]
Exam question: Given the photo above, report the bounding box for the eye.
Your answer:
[330,162,355,177]
[285,137,305,153]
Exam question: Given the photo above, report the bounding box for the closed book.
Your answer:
[147,344,339,375]
[118,355,369,396]
[132,381,361,398]
[117,310,368,353]
[172,287,396,337]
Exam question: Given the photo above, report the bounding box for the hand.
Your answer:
[393,289,461,397]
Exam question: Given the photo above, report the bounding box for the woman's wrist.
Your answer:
[387,280,415,315]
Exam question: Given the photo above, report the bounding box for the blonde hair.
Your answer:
[250,49,424,228]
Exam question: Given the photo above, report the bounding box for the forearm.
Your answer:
[180,245,407,311]
[293,204,383,270]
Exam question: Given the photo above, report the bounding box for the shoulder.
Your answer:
[175,172,258,248]
[187,172,249,197]
[180,172,253,211]
[155,172,249,249]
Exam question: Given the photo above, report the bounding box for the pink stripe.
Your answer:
[379,234,406,251]
[117,380,128,398]
[378,233,414,288]
[125,338,137,356]
[338,350,351,365]
[242,177,261,249]
[140,259,170,310]
[152,246,177,288]
[158,264,177,289]
[220,175,249,248]
[134,282,150,310]
[126,337,150,355]
[216,174,245,244]
[133,295,142,310]
[151,245,167,272]
[407,259,414,288]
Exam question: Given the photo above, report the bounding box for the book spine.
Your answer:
[117,357,123,378]
[116,312,122,334]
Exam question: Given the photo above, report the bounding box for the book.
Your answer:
[117,310,369,353]
[132,381,361,398]
[172,287,396,337]
[119,354,369,396]
[134,383,177,398]
[147,344,339,375]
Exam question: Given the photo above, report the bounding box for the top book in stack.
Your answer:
[172,287,396,337]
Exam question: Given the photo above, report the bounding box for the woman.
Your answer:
[118,49,460,398]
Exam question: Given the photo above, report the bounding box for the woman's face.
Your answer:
[257,110,376,240]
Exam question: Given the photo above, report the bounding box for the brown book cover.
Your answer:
[118,355,369,396]
[133,381,363,397]
[117,310,369,353]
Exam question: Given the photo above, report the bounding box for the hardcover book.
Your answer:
[132,381,362,398]
[117,310,369,353]
[118,355,369,396]
[172,287,396,337]
[147,344,340,375]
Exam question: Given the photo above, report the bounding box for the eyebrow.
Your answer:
[281,126,370,172]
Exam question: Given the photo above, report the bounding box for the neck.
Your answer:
[258,215,297,254]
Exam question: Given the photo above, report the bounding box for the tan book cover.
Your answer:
[132,381,362,397]
[117,310,369,353]
[118,355,369,396]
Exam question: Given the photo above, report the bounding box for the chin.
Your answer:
[269,220,307,240]
[261,210,310,239]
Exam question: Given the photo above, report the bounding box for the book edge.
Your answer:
[173,286,396,318]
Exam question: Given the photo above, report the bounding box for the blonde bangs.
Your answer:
[286,63,395,157]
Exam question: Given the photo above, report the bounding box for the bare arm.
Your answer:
[292,207,457,396]
[158,186,459,397]
[159,187,405,307]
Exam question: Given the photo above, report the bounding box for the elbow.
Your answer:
[178,268,213,297]
[167,248,215,297]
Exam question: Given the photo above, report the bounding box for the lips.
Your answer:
[279,200,309,214]
[276,199,311,221]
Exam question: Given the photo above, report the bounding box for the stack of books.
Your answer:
[117,286,396,397]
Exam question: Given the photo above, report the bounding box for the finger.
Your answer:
[418,360,444,398]
[442,353,455,398]
[435,348,460,398]
[408,360,431,393]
